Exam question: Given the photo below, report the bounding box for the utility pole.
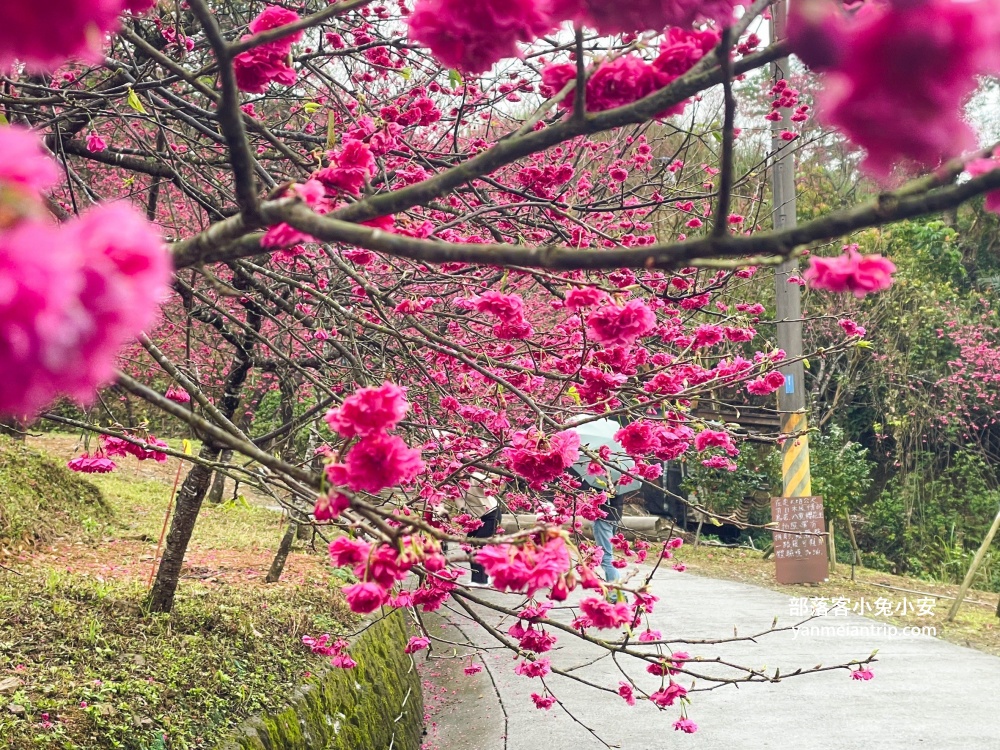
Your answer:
[770,3,811,500]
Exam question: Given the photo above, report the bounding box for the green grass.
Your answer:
[0,437,110,551]
[0,436,355,749]
[0,569,351,749]
[85,473,286,553]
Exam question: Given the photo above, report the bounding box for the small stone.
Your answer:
[7,703,25,716]
[0,677,23,694]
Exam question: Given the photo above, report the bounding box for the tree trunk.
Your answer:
[266,521,297,583]
[844,511,862,566]
[828,519,837,571]
[207,449,233,504]
[148,443,220,612]
[947,504,1000,621]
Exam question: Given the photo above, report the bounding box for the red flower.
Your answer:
[67,454,116,474]
[649,681,687,707]
[514,657,551,678]
[618,681,636,706]
[342,582,389,614]
[587,300,656,346]
[404,636,431,654]
[673,718,698,733]
[531,692,557,709]
[324,382,410,439]
[578,596,632,630]
[803,245,896,298]
[408,0,555,74]
[504,429,580,488]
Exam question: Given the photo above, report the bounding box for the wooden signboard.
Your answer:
[770,495,828,584]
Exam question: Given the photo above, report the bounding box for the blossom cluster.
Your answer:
[3,0,155,71]
[234,6,303,93]
[0,127,171,417]
[503,429,581,488]
[540,28,720,117]
[317,383,424,518]
[789,0,1000,179]
[803,244,896,298]
[409,0,746,73]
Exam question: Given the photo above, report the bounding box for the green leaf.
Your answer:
[399,67,412,80]
[127,88,148,115]
[448,69,463,88]
[0,113,8,126]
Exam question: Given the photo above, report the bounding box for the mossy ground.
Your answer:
[0,437,110,554]
[0,435,354,749]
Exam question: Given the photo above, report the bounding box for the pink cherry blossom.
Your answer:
[587,300,656,346]
[324,382,410,438]
[342,581,389,614]
[504,429,580,488]
[792,0,1000,178]
[86,133,107,153]
[746,371,785,395]
[408,0,555,74]
[475,536,571,595]
[851,668,874,681]
[67,454,117,473]
[315,492,351,520]
[673,718,698,733]
[0,127,60,195]
[513,657,551,678]
[560,0,745,35]
[531,692,557,709]
[839,319,867,338]
[233,6,303,93]
[404,636,431,654]
[326,434,424,494]
[164,385,191,404]
[803,245,896,298]
[649,681,687,707]
[0,202,169,417]
[2,0,124,70]
[578,596,632,629]
[618,681,636,705]
[328,536,372,568]
[563,287,608,310]
[966,149,1000,214]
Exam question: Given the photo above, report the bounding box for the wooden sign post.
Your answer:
[771,495,828,584]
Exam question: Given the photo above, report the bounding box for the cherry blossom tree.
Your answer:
[6,0,1000,734]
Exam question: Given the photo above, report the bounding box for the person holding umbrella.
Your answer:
[566,415,641,591]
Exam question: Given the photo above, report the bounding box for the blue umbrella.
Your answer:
[567,416,642,494]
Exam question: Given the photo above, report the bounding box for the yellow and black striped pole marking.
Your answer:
[781,409,811,498]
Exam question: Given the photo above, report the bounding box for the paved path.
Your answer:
[420,568,1000,750]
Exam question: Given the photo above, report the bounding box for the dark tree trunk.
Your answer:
[148,443,220,612]
[265,522,297,583]
[147,265,262,613]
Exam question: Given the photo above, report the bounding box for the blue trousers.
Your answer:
[592,517,619,583]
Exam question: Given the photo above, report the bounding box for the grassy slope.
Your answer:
[0,438,110,553]
[0,437,352,750]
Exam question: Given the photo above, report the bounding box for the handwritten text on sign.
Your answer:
[771,495,828,584]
